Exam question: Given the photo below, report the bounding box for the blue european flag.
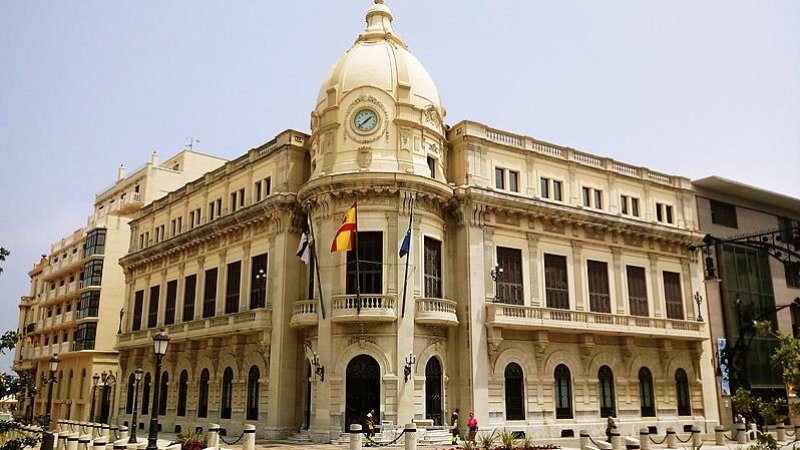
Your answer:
[399,229,411,258]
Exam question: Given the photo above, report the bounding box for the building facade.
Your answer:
[114,1,718,442]
[694,177,800,426]
[13,151,226,425]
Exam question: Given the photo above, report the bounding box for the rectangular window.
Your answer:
[553,180,563,201]
[582,187,591,207]
[147,285,160,328]
[264,177,272,196]
[225,261,242,314]
[631,198,640,217]
[666,205,674,224]
[165,280,178,326]
[73,323,97,351]
[540,178,550,199]
[656,203,674,224]
[347,232,383,295]
[216,198,222,216]
[626,266,648,316]
[495,168,505,190]
[83,229,106,258]
[81,260,103,288]
[239,188,245,207]
[621,195,629,215]
[786,262,800,289]
[509,170,519,193]
[497,247,523,305]
[710,200,738,228]
[594,189,603,209]
[230,192,238,212]
[423,237,442,298]
[203,268,218,318]
[255,181,263,202]
[427,156,436,178]
[132,290,144,331]
[587,261,611,313]
[209,201,216,221]
[77,291,100,319]
[182,275,197,322]
[663,271,684,320]
[177,216,182,234]
[544,254,569,309]
[171,219,177,237]
[250,253,268,309]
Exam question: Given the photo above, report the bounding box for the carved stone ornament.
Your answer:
[348,336,377,348]
[357,146,373,169]
[343,95,389,144]
[423,105,443,131]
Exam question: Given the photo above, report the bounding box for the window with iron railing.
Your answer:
[598,365,616,418]
[555,364,573,419]
[545,254,569,309]
[639,367,655,417]
[497,247,523,305]
[424,237,442,299]
[347,232,383,295]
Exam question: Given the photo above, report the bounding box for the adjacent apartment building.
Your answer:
[13,151,226,424]
[113,1,717,441]
[694,177,800,426]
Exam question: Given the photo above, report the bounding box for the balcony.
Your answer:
[116,308,271,350]
[115,192,143,214]
[415,298,458,327]
[331,295,396,323]
[485,303,706,341]
[289,300,319,329]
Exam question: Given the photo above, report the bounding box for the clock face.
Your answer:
[353,108,378,132]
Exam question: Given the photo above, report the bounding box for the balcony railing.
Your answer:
[331,295,396,323]
[117,308,271,349]
[485,303,705,340]
[415,298,458,327]
[289,300,318,329]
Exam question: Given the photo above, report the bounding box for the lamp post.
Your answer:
[41,353,60,450]
[694,291,704,322]
[146,330,170,450]
[90,373,100,422]
[311,352,325,382]
[128,368,143,444]
[403,352,417,382]
[490,264,504,302]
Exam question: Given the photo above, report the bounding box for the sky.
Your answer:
[0,1,798,373]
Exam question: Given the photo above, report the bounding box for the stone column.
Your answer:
[611,248,625,314]
[527,233,540,307]
[572,241,585,311]
[648,253,663,318]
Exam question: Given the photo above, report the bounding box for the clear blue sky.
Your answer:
[0,1,798,372]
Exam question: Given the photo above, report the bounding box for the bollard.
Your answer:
[93,423,101,439]
[666,428,677,449]
[119,425,129,441]
[795,425,800,438]
[714,425,724,446]
[242,424,256,450]
[777,423,786,442]
[78,434,92,450]
[92,439,107,450]
[101,424,109,438]
[611,428,622,450]
[57,433,69,450]
[350,424,363,450]
[692,428,701,447]
[580,430,590,450]
[67,433,80,450]
[113,441,126,450]
[404,423,417,450]
[736,423,746,444]
[207,423,221,449]
[640,428,650,450]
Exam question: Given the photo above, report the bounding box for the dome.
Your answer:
[315,0,442,113]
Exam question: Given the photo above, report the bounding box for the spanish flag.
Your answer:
[331,203,357,252]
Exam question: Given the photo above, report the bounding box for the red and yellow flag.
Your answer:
[331,203,357,252]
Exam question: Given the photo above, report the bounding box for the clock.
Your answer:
[353,108,378,132]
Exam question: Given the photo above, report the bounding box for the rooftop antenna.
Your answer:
[185,136,200,151]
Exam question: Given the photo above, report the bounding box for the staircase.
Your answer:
[286,429,313,444]
[419,427,453,445]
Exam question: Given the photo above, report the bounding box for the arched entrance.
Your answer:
[425,357,443,425]
[345,355,380,431]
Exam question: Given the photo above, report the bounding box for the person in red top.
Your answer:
[467,412,478,443]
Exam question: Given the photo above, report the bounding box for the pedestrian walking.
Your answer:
[451,408,460,445]
[467,412,478,443]
[366,409,376,446]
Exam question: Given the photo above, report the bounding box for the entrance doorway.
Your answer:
[304,362,311,429]
[345,355,380,431]
[425,357,443,425]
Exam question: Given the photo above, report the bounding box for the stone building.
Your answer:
[13,150,226,425]
[693,177,800,426]
[114,1,718,441]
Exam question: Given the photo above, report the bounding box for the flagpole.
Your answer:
[354,197,361,315]
[307,208,326,320]
[401,198,414,318]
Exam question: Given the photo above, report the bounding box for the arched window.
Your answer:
[639,367,655,417]
[598,365,615,418]
[158,371,169,415]
[126,373,135,414]
[246,366,260,420]
[554,364,573,419]
[504,363,525,420]
[221,367,233,419]
[141,373,151,414]
[177,371,188,417]
[675,368,691,416]
[198,369,210,418]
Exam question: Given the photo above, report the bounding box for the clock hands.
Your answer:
[359,116,371,127]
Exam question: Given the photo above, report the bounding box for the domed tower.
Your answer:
[307,0,447,180]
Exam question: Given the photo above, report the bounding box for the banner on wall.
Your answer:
[717,338,731,396]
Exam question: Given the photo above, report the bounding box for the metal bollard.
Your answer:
[611,428,622,450]
[404,423,417,450]
[242,424,256,450]
[207,423,221,448]
[640,428,650,450]
[666,428,677,449]
[350,424,363,450]
[714,425,724,446]
[736,423,746,444]
[92,438,107,450]
[777,423,786,442]
[692,428,701,447]
[580,430,590,450]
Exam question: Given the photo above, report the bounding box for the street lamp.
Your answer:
[490,264,504,302]
[146,330,170,450]
[694,291,704,322]
[311,352,325,382]
[41,353,60,450]
[90,373,100,422]
[403,352,417,382]
[128,368,143,444]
